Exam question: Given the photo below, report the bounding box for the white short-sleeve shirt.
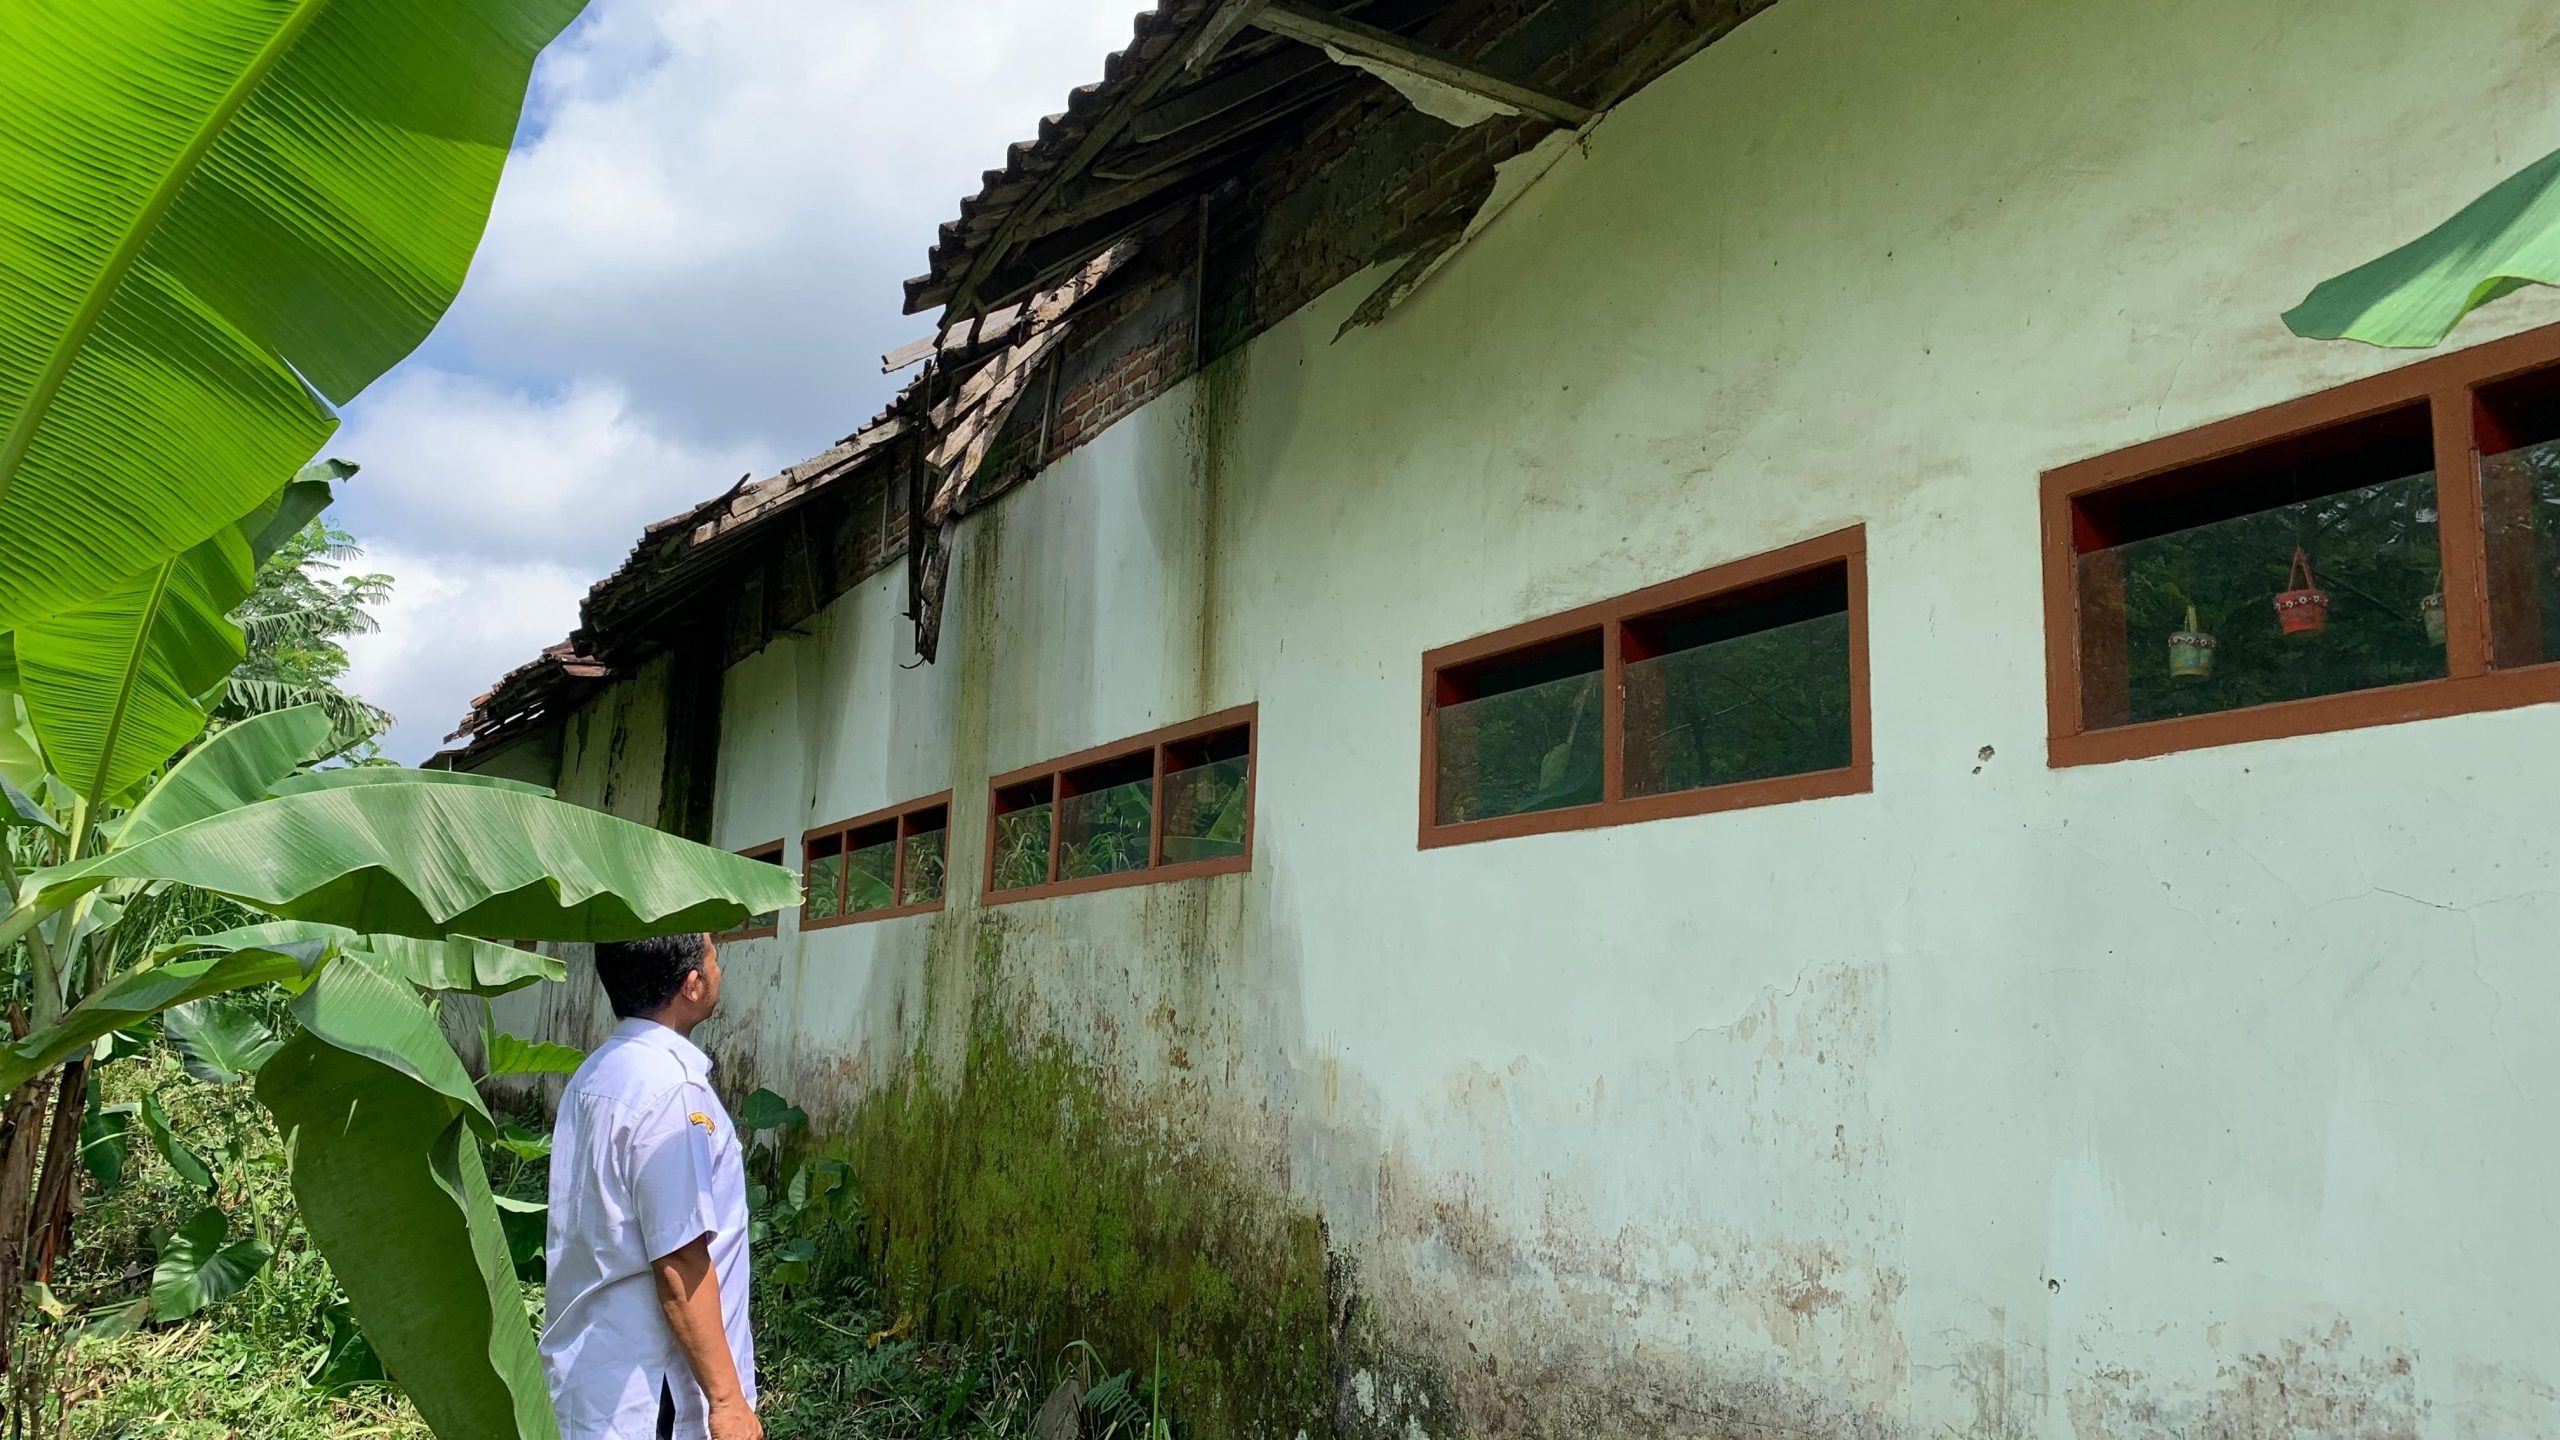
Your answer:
[542,1018,755,1439]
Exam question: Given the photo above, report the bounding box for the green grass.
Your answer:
[58,1051,431,1440]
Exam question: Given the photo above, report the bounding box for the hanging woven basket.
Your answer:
[2169,603,2216,680]
[2272,546,2330,636]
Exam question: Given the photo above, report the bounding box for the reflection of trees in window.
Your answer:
[2113,469,2443,723]
[1424,530,1869,843]
[1161,730,1249,864]
[1059,775,1152,880]
[984,710,1255,897]
[1434,637,1602,826]
[1626,574,1853,797]
[991,799,1052,892]
[900,825,947,905]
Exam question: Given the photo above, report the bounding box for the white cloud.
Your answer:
[343,547,593,761]
[431,0,1139,451]
[335,367,765,569]
[331,0,1138,763]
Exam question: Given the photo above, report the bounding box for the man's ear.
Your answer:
[680,965,711,1004]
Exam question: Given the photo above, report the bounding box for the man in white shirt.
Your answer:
[542,933,761,1440]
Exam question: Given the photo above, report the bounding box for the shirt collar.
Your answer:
[612,1016,713,1080]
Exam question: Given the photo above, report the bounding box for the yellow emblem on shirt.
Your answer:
[688,1111,717,1135]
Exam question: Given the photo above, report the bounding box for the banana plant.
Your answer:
[0,706,797,1438]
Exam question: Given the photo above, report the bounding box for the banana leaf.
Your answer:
[485,1030,585,1078]
[13,465,345,811]
[2286,145,2560,348]
[260,1029,560,1440]
[115,704,331,849]
[24,784,801,941]
[270,765,553,799]
[0,941,325,1093]
[0,0,589,632]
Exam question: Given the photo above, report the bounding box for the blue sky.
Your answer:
[338,0,1138,760]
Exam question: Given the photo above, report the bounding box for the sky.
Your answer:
[336,0,1141,761]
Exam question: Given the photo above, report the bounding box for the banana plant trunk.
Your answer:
[0,1049,63,1413]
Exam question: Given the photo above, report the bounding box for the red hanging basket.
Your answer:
[2272,546,2330,636]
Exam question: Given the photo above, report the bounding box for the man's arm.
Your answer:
[651,1235,762,1440]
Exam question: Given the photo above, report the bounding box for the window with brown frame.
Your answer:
[1421,528,1870,848]
[984,706,1255,901]
[802,795,949,928]
[720,841,784,939]
[2044,320,2560,766]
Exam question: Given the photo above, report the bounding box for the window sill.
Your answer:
[802,901,946,930]
[2048,664,2560,767]
[983,851,1251,905]
[1418,764,1872,850]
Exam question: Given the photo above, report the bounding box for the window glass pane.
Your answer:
[1162,754,1249,864]
[901,822,948,906]
[2079,465,2443,728]
[990,803,1051,892]
[1625,602,1851,798]
[1434,668,1603,825]
[2480,437,2560,667]
[2477,372,2560,669]
[803,837,843,921]
[1059,776,1153,880]
[846,834,898,914]
[740,847,781,931]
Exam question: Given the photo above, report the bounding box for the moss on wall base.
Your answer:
[835,931,1449,1440]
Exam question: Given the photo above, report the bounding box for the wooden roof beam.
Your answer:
[1132,43,1332,142]
[1182,0,1273,72]
[1250,2,1594,127]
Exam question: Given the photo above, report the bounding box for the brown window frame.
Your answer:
[719,840,785,940]
[801,793,952,929]
[1419,526,1871,850]
[983,705,1256,904]
[2043,319,2560,767]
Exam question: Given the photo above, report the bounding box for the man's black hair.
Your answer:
[593,933,709,1019]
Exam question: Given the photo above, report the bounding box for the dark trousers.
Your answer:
[656,1379,675,1440]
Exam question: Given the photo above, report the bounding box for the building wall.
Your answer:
[515,0,2560,1433]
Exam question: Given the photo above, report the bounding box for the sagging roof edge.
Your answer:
[443,0,1777,764]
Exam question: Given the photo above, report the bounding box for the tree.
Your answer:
[220,513,397,761]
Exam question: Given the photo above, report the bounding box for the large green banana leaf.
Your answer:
[0,0,589,633]
[0,944,322,1093]
[270,765,553,799]
[2286,146,2560,348]
[0,920,559,1092]
[161,920,564,995]
[13,464,344,811]
[24,785,800,940]
[114,704,330,849]
[260,1027,559,1440]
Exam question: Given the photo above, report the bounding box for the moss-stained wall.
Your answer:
[494,0,2560,1434]
[838,925,1361,1440]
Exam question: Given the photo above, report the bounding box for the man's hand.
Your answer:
[709,1394,764,1440]
[652,1234,759,1438]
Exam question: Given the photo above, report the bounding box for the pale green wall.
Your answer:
[539,0,2560,1431]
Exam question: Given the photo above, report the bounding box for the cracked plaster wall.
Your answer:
[503,0,2560,1432]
